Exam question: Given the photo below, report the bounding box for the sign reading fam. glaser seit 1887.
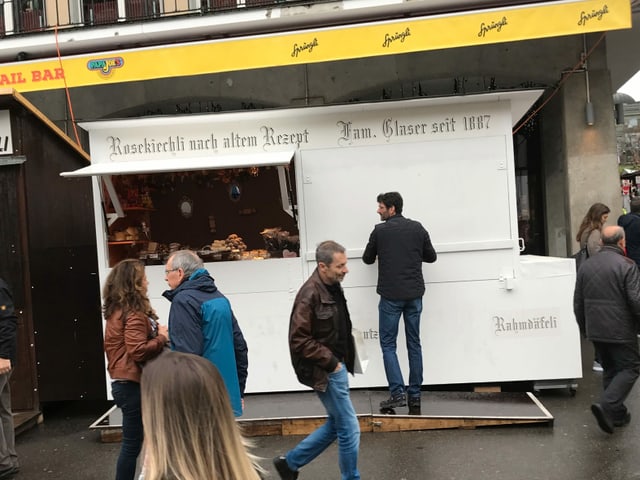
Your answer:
[0,111,12,155]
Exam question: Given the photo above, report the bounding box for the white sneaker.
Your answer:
[592,361,603,372]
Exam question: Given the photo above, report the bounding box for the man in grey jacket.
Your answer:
[574,225,640,434]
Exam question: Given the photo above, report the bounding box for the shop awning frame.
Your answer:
[59,150,295,177]
[61,150,296,226]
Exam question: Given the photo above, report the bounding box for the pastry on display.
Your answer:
[225,234,247,252]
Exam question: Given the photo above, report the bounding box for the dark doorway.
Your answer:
[514,117,546,255]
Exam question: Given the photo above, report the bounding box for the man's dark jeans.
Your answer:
[378,297,423,398]
[111,380,143,480]
[594,341,640,422]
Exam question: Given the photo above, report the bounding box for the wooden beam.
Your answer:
[473,386,502,393]
[238,413,552,437]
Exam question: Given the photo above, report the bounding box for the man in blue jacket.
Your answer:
[363,192,437,413]
[163,250,248,416]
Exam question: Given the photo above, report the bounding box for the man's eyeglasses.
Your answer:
[164,268,179,275]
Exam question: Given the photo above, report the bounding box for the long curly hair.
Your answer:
[102,259,157,321]
[576,202,610,243]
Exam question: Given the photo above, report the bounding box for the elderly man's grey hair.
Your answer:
[169,250,204,277]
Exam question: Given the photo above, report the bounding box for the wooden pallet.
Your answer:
[91,390,553,441]
[239,390,553,436]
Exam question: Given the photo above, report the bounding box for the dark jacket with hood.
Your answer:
[574,244,640,343]
[289,269,355,392]
[618,212,640,266]
[363,214,437,300]
[163,269,248,416]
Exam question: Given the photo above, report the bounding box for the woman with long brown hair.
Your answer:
[103,259,169,480]
[140,351,262,480]
[576,202,611,257]
[575,202,610,372]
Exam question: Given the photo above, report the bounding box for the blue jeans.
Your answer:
[111,381,143,480]
[286,364,360,480]
[379,296,423,398]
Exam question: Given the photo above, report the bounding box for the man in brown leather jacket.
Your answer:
[273,240,360,480]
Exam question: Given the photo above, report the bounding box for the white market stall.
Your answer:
[62,91,582,395]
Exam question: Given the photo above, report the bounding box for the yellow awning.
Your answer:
[0,0,631,93]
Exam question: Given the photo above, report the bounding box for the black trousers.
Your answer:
[594,340,640,421]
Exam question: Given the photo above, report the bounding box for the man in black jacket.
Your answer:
[574,225,640,434]
[363,192,437,412]
[617,196,640,266]
[0,278,18,479]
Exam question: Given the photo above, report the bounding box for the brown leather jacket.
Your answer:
[289,269,355,392]
[104,309,168,383]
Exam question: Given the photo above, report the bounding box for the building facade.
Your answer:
[1,0,639,400]
[0,0,637,255]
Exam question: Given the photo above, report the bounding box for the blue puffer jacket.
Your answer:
[163,269,248,416]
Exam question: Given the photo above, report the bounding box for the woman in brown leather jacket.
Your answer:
[103,259,169,480]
